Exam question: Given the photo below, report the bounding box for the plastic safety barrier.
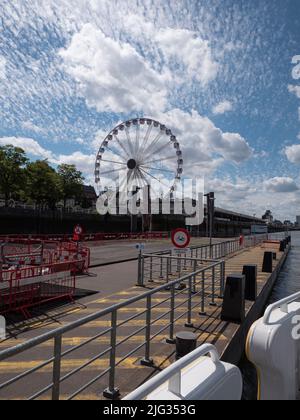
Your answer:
[246,291,300,400]
[124,344,242,401]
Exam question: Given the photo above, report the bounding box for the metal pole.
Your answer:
[166,285,176,344]
[149,256,153,282]
[220,261,225,298]
[52,334,62,400]
[103,311,120,399]
[141,295,154,366]
[192,260,197,293]
[199,270,206,315]
[137,249,144,286]
[166,257,170,283]
[160,257,163,279]
[210,266,217,307]
[185,276,194,328]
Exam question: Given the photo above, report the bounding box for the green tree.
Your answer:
[57,164,84,210]
[26,160,62,210]
[0,145,28,206]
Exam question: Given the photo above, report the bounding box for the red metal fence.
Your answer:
[0,240,90,272]
[0,231,169,243]
[0,261,81,317]
[0,239,91,317]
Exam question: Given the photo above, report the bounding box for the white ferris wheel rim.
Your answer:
[94,118,183,195]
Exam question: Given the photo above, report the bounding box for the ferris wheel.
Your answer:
[94,118,183,195]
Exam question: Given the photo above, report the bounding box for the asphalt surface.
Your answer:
[86,237,234,266]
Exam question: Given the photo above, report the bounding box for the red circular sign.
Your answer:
[171,228,191,249]
[74,225,83,236]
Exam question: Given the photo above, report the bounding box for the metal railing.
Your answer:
[137,238,240,286]
[137,234,277,286]
[0,259,225,400]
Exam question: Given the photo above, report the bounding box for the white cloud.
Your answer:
[0,56,6,79]
[291,55,300,80]
[0,137,54,160]
[55,151,95,174]
[205,176,300,221]
[264,177,299,193]
[288,84,300,99]
[285,144,300,164]
[156,28,218,85]
[212,100,233,115]
[60,23,169,114]
[124,14,218,86]
[155,109,252,174]
[0,136,95,177]
[74,138,85,145]
[22,121,45,135]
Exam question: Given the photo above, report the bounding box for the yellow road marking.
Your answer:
[0,356,171,373]
[0,331,221,349]
[90,296,190,305]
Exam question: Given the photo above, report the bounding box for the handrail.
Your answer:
[124,344,220,400]
[263,291,300,325]
[0,260,222,362]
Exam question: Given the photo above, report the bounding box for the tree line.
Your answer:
[0,145,86,210]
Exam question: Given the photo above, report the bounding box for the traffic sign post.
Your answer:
[170,229,191,292]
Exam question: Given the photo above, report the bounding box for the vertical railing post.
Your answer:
[52,334,62,401]
[219,261,225,298]
[103,310,120,399]
[166,257,170,283]
[149,256,153,282]
[137,250,144,286]
[185,276,194,328]
[141,295,154,366]
[192,260,197,293]
[177,258,181,277]
[159,257,164,279]
[170,250,173,275]
[199,270,206,316]
[210,266,217,307]
[166,285,176,344]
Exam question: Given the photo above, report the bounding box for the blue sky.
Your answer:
[0,0,300,220]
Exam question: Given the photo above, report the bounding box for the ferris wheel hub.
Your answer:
[127,159,137,170]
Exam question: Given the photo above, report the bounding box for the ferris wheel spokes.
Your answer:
[125,126,135,157]
[95,118,183,198]
[138,123,153,160]
[114,134,130,159]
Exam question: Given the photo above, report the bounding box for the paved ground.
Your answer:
[0,241,285,400]
[86,237,234,266]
